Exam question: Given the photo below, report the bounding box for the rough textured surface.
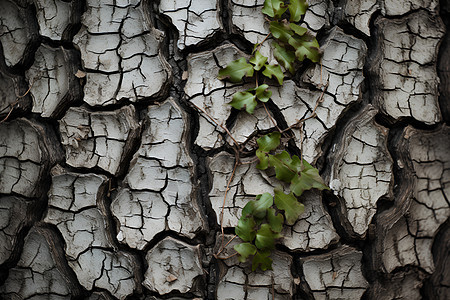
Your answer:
[274,27,367,163]
[0,196,34,265]
[209,153,339,252]
[301,246,369,299]
[215,235,294,300]
[59,105,140,175]
[375,125,450,275]
[143,237,204,295]
[0,226,82,299]
[25,44,82,118]
[0,0,38,68]
[1,0,449,299]
[369,12,445,125]
[33,0,77,41]
[0,118,62,197]
[160,0,222,50]
[74,0,172,106]
[44,167,141,299]
[328,105,393,237]
[112,99,207,250]
[185,44,271,149]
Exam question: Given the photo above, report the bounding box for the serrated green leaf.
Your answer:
[218,57,254,82]
[255,84,272,102]
[273,42,295,74]
[234,243,257,263]
[235,216,257,242]
[269,21,293,43]
[289,23,307,36]
[290,160,329,196]
[268,151,297,182]
[288,0,308,22]
[255,224,280,249]
[256,149,269,170]
[262,0,287,19]
[262,64,284,85]
[229,91,257,114]
[289,35,321,63]
[274,189,304,225]
[267,208,284,232]
[242,193,273,220]
[252,249,273,271]
[257,132,281,152]
[249,50,268,71]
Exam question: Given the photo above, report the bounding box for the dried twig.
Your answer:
[189,101,240,146]
[214,234,237,258]
[280,81,329,133]
[0,81,33,124]
[219,159,238,251]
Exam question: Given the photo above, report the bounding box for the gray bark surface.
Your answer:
[0,0,449,299]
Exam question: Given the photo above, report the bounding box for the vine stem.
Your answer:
[255,32,272,54]
[0,81,33,124]
[215,252,238,260]
[280,81,328,134]
[189,101,240,146]
[218,159,238,252]
[262,102,282,132]
[214,234,237,258]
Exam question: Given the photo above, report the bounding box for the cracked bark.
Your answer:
[0,0,449,299]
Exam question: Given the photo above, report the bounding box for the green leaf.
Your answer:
[288,0,308,22]
[262,64,284,85]
[218,57,254,82]
[255,84,272,102]
[289,35,321,63]
[256,149,269,170]
[262,0,287,19]
[267,208,284,232]
[229,91,257,114]
[255,223,280,249]
[234,243,257,263]
[274,189,304,225]
[235,216,257,242]
[290,160,329,196]
[273,42,295,74]
[242,193,273,220]
[289,23,307,36]
[252,249,273,271]
[257,132,281,152]
[249,50,268,71]
[268,151,297,182]
[269,21,293,43]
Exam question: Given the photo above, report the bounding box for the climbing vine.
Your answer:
[215,0,328,271]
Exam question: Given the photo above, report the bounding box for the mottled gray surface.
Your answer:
[0,0,449,299]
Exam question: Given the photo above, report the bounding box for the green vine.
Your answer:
[215,0,328,271]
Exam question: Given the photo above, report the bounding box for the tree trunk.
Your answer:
[0,0,449,299]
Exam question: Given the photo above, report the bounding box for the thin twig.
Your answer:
[239,157,260,165]
[215,252,238,260]
[214,234,237,258]
[262,102,281,132]
[280,81,329,133]
[255,32,271,53]
[189,101,240,146]
[219,159,238,251]
[0,81,33,124]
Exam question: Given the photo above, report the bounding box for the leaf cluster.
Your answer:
[233,132,329,270]
[218,0,320,115]
[216,0,328,272]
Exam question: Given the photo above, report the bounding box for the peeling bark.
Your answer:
[0,0,449,298]
[369,11,445,125]
[327,105,393,238]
